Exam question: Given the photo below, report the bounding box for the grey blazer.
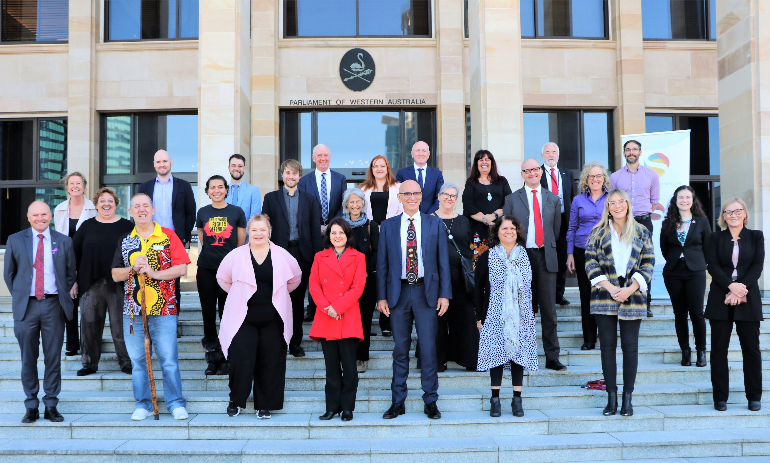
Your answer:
[4,228,76,322]
[503,187,562,272]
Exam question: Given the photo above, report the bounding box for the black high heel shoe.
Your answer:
[319,410,341,420]
[603,391,618,416]
[341,411,353,421]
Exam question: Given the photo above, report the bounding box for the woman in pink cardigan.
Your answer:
[217,214,302,419]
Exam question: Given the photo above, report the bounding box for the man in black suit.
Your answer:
[540,142,574,306]
[298,144,347,320]
[395,141,444,214]
[4,201,76,423]
[263,159,323,357]
[137,149,196,306]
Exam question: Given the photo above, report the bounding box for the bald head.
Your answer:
[154,149,173,178]
[520,158,543,189]
[399,180,422,216]
[410,141,430,167]
[27,201,52,233]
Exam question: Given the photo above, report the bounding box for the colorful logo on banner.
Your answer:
[645,153,670,176]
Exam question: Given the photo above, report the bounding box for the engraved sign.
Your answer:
[340,48,375,92]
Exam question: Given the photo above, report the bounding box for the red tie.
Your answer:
[551,168,559,195]
[532,190,544,248]
[34,234,44,300]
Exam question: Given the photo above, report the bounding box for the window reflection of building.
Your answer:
[1,0,69,42]
[382,114,400,170]
[39,120,67,181]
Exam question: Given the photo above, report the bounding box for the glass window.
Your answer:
[583,112,610,166]
[0,120,34,181]
[105,116,132,175]
[107,0,199,41]
[284,0,431,37]
[1,0,68,42]
[646,114,719,176]
[137,114,198,173]
[645,115,674,133]
[38,119,67,181]
[642,0,711,40]
[464,0,469,38]
[104,184,132,220]
[521,0,606,38]
[465,108,472,177]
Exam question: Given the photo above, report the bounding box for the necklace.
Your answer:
[435,212,455,239]
[483,184,492,201]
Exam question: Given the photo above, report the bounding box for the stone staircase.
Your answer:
[0,289,768,462]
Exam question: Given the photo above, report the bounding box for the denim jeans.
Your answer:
[123,314,186,412]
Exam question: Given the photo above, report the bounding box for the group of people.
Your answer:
[4,138,762,425]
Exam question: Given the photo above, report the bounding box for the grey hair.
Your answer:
[313,144,330,155]
[541,142,559,156]
[439,182,459,196]
[341,187,367,219]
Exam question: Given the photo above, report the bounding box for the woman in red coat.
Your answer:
[308,217,367,422]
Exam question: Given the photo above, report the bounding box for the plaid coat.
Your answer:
[584,222,655,319]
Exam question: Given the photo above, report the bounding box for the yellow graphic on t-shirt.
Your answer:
[208,217,228,233]
[204,216,233,246]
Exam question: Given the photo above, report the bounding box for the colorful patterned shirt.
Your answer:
[111,222,191,316]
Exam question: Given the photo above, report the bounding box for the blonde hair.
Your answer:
[718,197,749,229]
[63,172,87,196]
[247,213,272,233]
[589,189,637,247]
[578,161,611,193]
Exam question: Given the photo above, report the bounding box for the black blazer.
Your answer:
[540,164,574,218]
[705,227,765,322]
[137,176,196,243]
[262,189,323,264]
[298,169,348,224]
[660,217,711,271]
[351,220,380,274]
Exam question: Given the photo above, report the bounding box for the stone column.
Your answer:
[716,0,770,291]
[68,0,99,187]
[468,0,524,187]
[198,0,252,202]
[250,0,278,195]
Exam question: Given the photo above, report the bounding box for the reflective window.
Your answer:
[521,0,607,38]
[317,111,400,169]
[0,120,34,181]
[645,115,674,134]
[284,0,431,37]
[38,119,67,181]
[107,0,199,41]
[137,114,198,173]
[642,0,714,40]
[465,108,472,177]
[1,0,68,42]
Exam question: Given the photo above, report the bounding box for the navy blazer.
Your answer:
[396,165,444,214]
[376,213,452,308]
[262,189,323,264]
[298,169,347,224]
[137,176,196,243]
[4,229,77,322]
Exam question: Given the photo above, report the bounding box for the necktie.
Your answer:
[551,168,559,195]
[417,168,424,188]
[320,172,329,222]
[405,218,419,282]
[231,184,239,205]
[34,234,44,300]
[532,190,544,248]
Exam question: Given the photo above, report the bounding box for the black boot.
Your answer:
[603,391,618,416]
[203,337,225,376]
[215,360,229,376]
[620,391,633,416]
[511,396,524,417]
[681,348,692,366]
[696,350,707,367]
[489,397,501,417]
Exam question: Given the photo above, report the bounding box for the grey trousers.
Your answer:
[80,279,131,371]
[14,296,65,409]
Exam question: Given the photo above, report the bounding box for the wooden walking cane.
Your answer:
[138,273,160,420]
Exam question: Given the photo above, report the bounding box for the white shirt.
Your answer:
[525,185,544,249]
[400,212,424,279]
[30,227,57,296]
[314,169,332,206]
[413,163,428,188]
[590,226,648,293]
[543,164,565,213]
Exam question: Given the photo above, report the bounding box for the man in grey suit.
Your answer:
[4,201,76,423]
[503,159,566,371]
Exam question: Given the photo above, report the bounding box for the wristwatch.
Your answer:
[493,212,499,219]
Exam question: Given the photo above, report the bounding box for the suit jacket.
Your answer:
[4,228,77,322]
[225,181,261,221]
[376,213,452,307]
[503,187,562,272]
[396,166,444,214]
[137,176,196,243]
[262,189,323,264]
[540,164,574,219]
[705,228,764,322]
[298,169,347,224]
[660,217,711,272]
[308,247,367,341]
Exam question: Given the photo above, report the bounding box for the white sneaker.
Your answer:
[172,407,189,420]
[131,408,149,421]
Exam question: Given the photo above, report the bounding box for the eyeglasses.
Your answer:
[440,193,458,200]
[399,192,423,198]
[723,208,745,217]
[587,174,604,180]
[608,199,627,207]
[521,167,541,175]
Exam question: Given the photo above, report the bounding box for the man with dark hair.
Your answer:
[225,154,261,222]
[611,139,660,318]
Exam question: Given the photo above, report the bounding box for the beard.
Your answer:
[230,171,243,180]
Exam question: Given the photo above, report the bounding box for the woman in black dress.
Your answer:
[462,150,512,262]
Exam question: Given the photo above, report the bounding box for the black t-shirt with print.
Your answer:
[195,204,247,269]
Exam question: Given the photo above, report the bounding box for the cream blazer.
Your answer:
[362,183,402,222]
[53,199,97,236]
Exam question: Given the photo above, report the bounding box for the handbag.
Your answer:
[435,213,475,293]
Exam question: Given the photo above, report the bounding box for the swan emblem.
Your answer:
[350,53,365,71]
[341,49,375,88]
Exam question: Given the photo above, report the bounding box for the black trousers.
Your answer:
[634,215,654,313]
[527,248,560,361]
[555,212,568,299]
[286,243,311,350]
[321,338,359,412]
[573,247,597,344]
[65,297,79,352]
[663,259,707,351]
[379,310,392,333]
[80,279,130,371]
[196,266,227,342]
[709,318,763,402]
[228,317,287,410]
[490,361,524,387]
[595,314,641,393]
[356,274,377,361]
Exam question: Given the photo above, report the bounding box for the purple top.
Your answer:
[567,190,608,253]
[610,164,660,216]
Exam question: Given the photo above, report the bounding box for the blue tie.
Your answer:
[320,172,329,222]
[417,168,424,188]
[231,184,239,205]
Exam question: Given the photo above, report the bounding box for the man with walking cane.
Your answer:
[112,193,191,421]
